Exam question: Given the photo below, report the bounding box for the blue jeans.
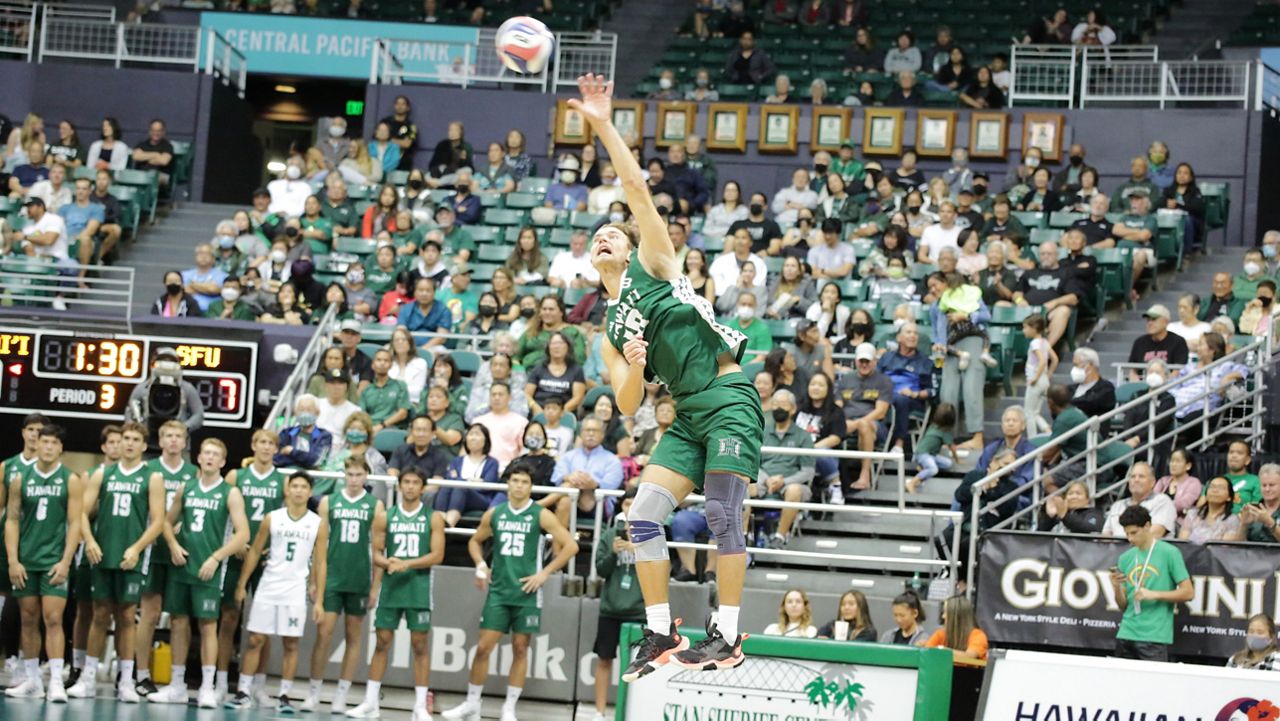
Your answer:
[670,509,708,542]
[815,456,838,482]
[434,486,500,514]
[915,452,953,481]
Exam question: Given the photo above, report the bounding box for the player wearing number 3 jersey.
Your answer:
[573,73,764,680]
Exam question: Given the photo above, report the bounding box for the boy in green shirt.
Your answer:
[1222,440,1262,511]
[1108,505,1193,662]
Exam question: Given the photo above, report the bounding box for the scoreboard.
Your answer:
[0,329,258,429]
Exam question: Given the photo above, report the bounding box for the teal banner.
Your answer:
[199,11,479,79]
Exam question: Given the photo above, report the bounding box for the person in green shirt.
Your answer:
[437,264,479,332]
[319,178,358,238]
[729,292,773,356]
[423,385,465,456]
[907,402,956,494]
[1222,439,1262,510]
[205,276,257,321]
[1109,156,1161,212]
[364,245,401,297]
[590,487,645,721]
[830,139,864,187]
[1108,505,1193,662]
[1112,190,1157,304]
[1241,464,1280,543]
[1042,385,1089,492]
[752,390,815,549]
[360,349,411,432]
[1234,248,1269,301]
[300,195,335,255]
[434,205,475,263]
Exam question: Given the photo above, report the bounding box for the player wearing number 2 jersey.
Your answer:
[226,471,322,713]
[302,456,386,714]
[150,438,249,709]
[5,424,83,703]
[442,468,577,721]
[217,430,285,702]
[68,422,165,703]
[574,73,763,680]
[135,420,197,698]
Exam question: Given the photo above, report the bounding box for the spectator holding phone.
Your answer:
[1108,505,1194,662]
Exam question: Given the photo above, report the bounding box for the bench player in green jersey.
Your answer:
[303,456,387,714]
[571,74,764,679]
[0,413,44,610]
[217,429,285,702]
[134,420,197,697]
[68,421,165,703]
[150,438,250,709]
[348,468,446,721]
[4,424,84,702]
[69,423,122,691]
[442,468,577,721]
[226,471,322,713]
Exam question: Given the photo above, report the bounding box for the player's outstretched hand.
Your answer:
[520,571,549,594]
[198,557,219,581]
[170,542,189,567]
[622,337,648,368]
[120,546,139,571]
[9,561,26,590]
[568,74,614,125]
[48,560,70,586]
[85,540,103,565]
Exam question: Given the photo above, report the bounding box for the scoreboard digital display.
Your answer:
[0,329,258,428]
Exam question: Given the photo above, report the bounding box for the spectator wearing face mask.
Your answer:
[727,192,783,255]
[274,394,333,470]
[205,276,255,321]
[728,292,773,355]
[267,157,311,217]
[1235,248,1270,301]
[1239,280,1280,336]
[545,154,589,212]
[1226,614,1280,671]
[1118,359,1177,459]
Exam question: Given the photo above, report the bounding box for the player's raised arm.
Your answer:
[569,74,679,277]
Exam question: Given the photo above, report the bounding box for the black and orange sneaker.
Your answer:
[672,621,746,671]
[620,620,688,683]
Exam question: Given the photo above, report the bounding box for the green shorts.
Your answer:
[322,589,368,617]
[142,562,168,596]
[90,566,145,605]
[649,373,765,491]
[12,570,69,598]
[163,576,221,619]
[480,599,540,634]
[221,560,263,607]
[375,606,431,632]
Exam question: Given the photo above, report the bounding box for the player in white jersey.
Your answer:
[225,471,322,714]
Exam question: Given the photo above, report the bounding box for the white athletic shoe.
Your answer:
[331,689,348,714]
[117,683,141,704]
[500,707,519,721]
[346,699,381,718]
[411,708,433,721]
[47,680,68,703]
[441,699,482,721]
[255,686,276,708]
[5,679,43,698]
[65,677,96,698]
[197,687,219,709]
[590,714,607,721]
[148,684,189,704]
[299,693,320,713]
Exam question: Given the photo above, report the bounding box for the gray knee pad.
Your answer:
[704,472,748,556]
[628,483,678,563]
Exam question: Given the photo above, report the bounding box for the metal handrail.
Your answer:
[0,260,135,330]
[264,304,339,429]
[1111,360,1188,386]
[0,1,37,59]
[204,28,246,98]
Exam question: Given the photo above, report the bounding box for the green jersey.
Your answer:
[325,490,377,593]
[380,503,433,609]
[177,478,232,588]
[237,465,284,542]
[1116,540,1190,645]
[1,453,37,565]
[19,463,72,571]
[93,462,151,569]
[488,501,544,608]
[605,249,747,400]
[146,458,198,566]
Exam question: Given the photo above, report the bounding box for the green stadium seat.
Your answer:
[518,177,551,194]
[477,244,513,263]
[483,208,526,226]
[504,191,543,209]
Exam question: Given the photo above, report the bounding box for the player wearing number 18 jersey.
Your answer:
[442,469,577,721]
[303,457,386,714]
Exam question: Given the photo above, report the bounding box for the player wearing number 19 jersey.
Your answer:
[303,457,386,714]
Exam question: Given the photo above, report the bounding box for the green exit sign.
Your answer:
[345,100,364,116]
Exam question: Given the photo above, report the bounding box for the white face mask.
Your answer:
[329,125,346,138]
[286,165,302,180]
[1025,156,1040,168]
[736,305,755,320]
[1245,261,1262,276]
[609,212,625,223]
[1069,366,1087,384]
[1145,372,1164,388]
[270,249,287,263]
[221,287,241,302]
[658,77,673,90]
[560,171,576,183]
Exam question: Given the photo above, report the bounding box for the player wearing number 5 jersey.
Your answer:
[442,468,577,721]
[573,73,763,679]
[135,420,197,698]
[68,422,165,703]
[150,438,249,709]
[226,471,322,713]
[303,457,387,714]
[348,469,446,721]
[217,430,285,702]
[5,424,83,703]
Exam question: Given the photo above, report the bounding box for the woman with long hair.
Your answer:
[388,326,429,402]
[505,226,549,285]
[926,595,988,661]
[402,167,434,222]
[504,128,534,182]
[4,112,43,164]
[339,138,381,187]
[48,119,82,167]
[763,589,818,638]
[259,282,310,325]
[428,120,472,178]
[702,181,748,241]
[514,295,586,368]
[1153,448,1203,516]
[361,184,400,238]
[88,116,129,172]
[490,267,522,323]
[429,353,468,416]
[682,247,716,302]
[306,346,358,400]
[587,392,630,453]
[526,331,587,416]
[766,255,817,319]
[1162,162,1206,252]
[879,591,928,645]
[817,590,877,641]
[466,291,508,346]
[763,346,808,397]
[369,120,402,176]
[858,225,915,279]
[1179,476,1245,543]
[796,371,845,488]
[816,173,859,226]
[1226,613,1280,670]
[435,423,501,527]
[805,281,851,344]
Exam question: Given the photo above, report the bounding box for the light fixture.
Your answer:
[275,84,297,94]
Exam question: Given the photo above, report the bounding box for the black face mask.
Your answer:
[408,178,425,190]
[907,205,922,214]
[478,305,497,317]
[166,282,182,295]
[972,184,987,196]
[850,322,873,339]
[520,307,536,319]
[771,408,790,423]
[1262,296,1274,308]
[814,164,828,175]
[284,226,299,238]
[1069,155,1083,166]
[749,203,764,216]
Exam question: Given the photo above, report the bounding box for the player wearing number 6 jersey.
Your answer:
[442,468,577,721]
[303,457,386,714]
[5,424,83,703]
[135,420,197,698]
[217,430,285,702]
[226,471,322,714]
[572,74,764,679]
[348,469,446,721]
[150,438,249,709]
[68,422,165,703]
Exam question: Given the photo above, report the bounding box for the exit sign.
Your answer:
[346,100,364,115]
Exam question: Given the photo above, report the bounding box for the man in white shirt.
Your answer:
[1101,462,1177,538]
[316,368,361,453]
[28,163,72,214]
[547,230,600,302]
[917,201,962,263]
[709,229,767,297]
[770,168,818,226]
[266,158,312,218]
[807,219,855,280]
[2,197,74,309]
